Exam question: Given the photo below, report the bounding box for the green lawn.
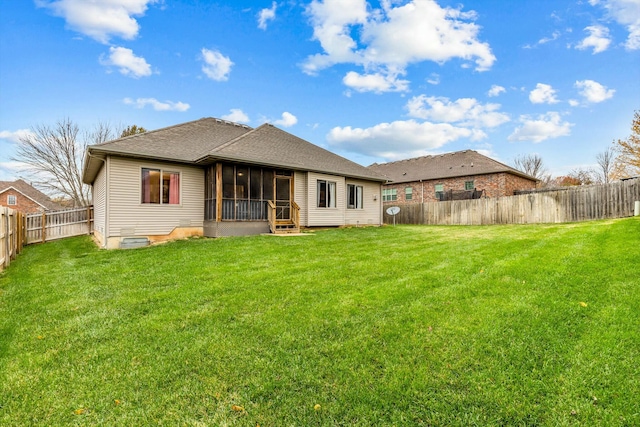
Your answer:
[1,219,639,426]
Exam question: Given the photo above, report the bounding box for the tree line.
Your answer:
[514,110,639,187]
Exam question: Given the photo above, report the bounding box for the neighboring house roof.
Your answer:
[368,150,538,184]
[0,179,62,210]
[83,118,386,183]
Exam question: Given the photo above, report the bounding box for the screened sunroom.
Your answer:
[203,163,299,236]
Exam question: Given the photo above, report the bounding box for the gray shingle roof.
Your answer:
[368,150,537,183]
[83,118,386,183]
[0,179,63,210]
[199,123,385,180]
[88,117,251,162]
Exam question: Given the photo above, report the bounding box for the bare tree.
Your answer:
[513,153,551,186]
[567,167,596,185]
[594,147,616,184]
[612,110,640,178]
[12,118,120,207]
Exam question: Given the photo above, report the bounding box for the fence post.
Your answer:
[87,205,92,234]
[41,211,46,243]
[1,207,6,270]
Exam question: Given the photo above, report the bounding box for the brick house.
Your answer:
[368,150,538,204]
[0,179,63,213]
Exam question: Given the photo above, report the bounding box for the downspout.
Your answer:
[87,152,108,249]
[420,180,424,224]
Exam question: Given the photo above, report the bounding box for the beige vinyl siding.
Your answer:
[92,160,107,244]
[345,179,382,226]
[106,156,204,237]
[306,172,346,226]
[294,171,308,227]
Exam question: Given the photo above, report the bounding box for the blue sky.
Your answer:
[1,0,639,182]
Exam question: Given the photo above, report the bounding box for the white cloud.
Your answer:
[406,96,510,128]
[303,0,495,93]
[529,83,559,104]
[575,79,615,103]
[100,46,152,78]
[221,109,250,123]
[123,98,190,112]
[258,1,277,30]
[303,0,368,74]
[200,48,233,81]
[273,112,298,127]
[508,112,573,143]
[0,129,35,143]
[327,119,473,159]
[487,85,506,97]
[538,30,561,45]
[628,25,640,49]
[0,159,26,181]
[576,25,612,53]
[568,99,580,107]
[426,73,440,85]
[37,0,157,43]
[343,71,409,93]
[590,0,640,50]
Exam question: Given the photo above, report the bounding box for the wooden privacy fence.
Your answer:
[25,206,94,244]
[1,207,25,271]
[1,206,93,271]
[384,179,640,226]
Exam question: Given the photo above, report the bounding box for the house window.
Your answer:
[405,187,413,201]
[141,168,180,204]
[317,180,336,208]
[347,184,363,209]
[465,180,474,191]
[435,184,444,200]
[7,195,17,205]
[382,188,397,202]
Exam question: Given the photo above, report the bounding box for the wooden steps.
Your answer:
[273,221,299,234]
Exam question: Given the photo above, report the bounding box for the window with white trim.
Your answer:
[317,180,336,208]
[465,180,474,191]
[347,184,363,209]
[405,187,413,200]
[141,168,180,204]
[382,188,397,202]
[7,195,17,205]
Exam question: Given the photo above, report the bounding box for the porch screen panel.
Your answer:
[250,169,263,220]
[222,164,235,220]
[204,166,216,221]
[263,170,274,201]
[216,164,281,221]
[236,167,249,220]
